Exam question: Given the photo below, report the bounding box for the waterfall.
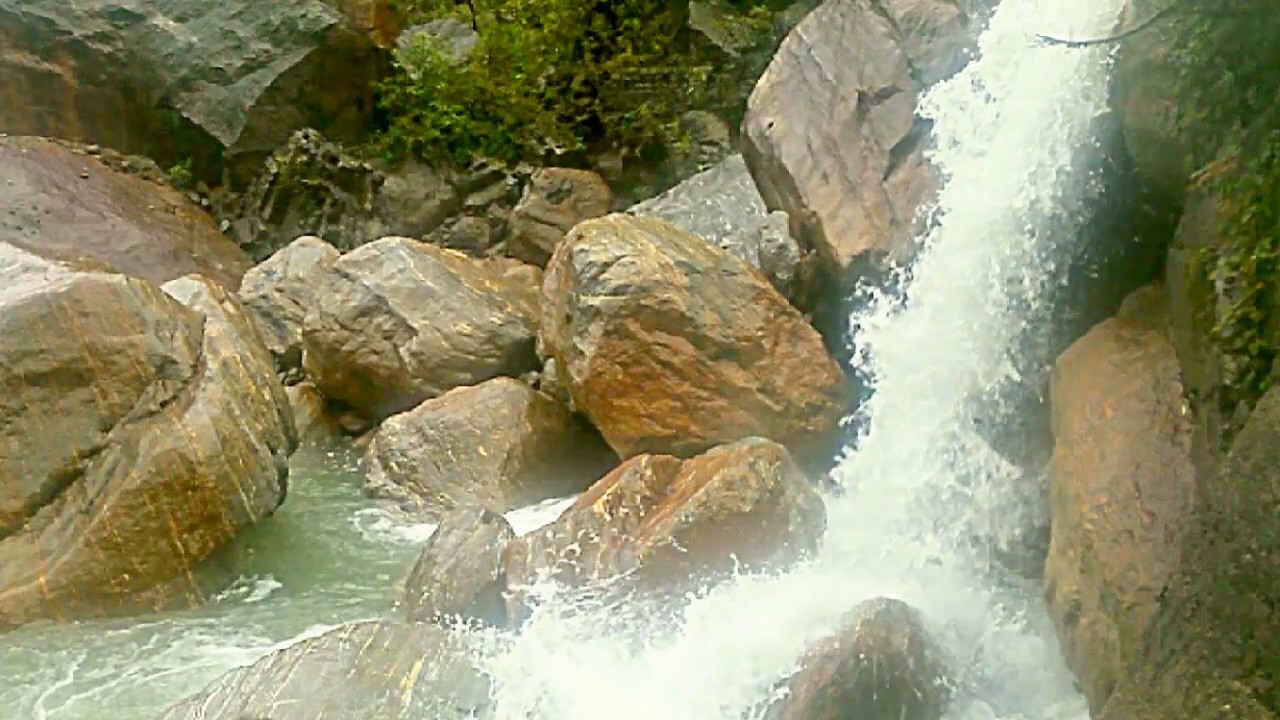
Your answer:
[480,0,1125,717]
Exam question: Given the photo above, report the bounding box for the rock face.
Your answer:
[629,153,808,305]
[0,0,385,180]
[363,378,616,514]
[402,506,515,625]
[302,237,542,422]
[161,621,490,720]
[742,0,974,284]
[764,598,952,720]
[0,136,251,290]
[1042,285,1196,713]
[503,438,825,620]
[0,250,295,625]
[506,168,613,266]
[540,213,846,464]
[238,235,341,376]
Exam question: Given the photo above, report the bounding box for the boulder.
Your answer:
[363,377,616,514]
[1042,285,1196,713]
[506,168,613,266]
[629,153,809,304]
[742,0,974,285]
[302,237,542,422]
[0,0,385,181]
[161,621,490,720]
[401,506,515,625]
[0,136,251,290]
[0,251,295,625]
[763,597,952,720]
[285,381,342,444]
[540,213,846,465]
[238,235,342,376]
[503,438,825,621]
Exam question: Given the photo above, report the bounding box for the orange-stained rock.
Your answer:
[539,213,847,465]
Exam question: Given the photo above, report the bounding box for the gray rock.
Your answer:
[402,506,514,625]
[238,235,341,376]
[506,168,613,266]
[397,18,479,68]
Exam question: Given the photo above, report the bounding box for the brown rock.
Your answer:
[507,168,613,266]
[0,253,295,625]
[302,237,542,422]
[0,136,251,290]
[330,0,402,48]
[503,438,825,622]
[363,377,616,515]
[286,381,342,444]
[238,235,342,376]
[540,213,846,464]
[402,506,515,625]
[1043,285,1196,714]
[764,597,952,720]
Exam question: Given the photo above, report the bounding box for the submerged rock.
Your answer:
[161,621,490,720]
[363,377,616,515]
[302,237,542,423]
[506,168,613,266]
[0,252,295,625]
[238,235,342,377]
[402,506,514,626]
[540,213,846,465]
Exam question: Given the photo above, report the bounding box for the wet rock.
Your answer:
[764,597,952,720]
[540,213,846,465]
[0,252,295,625]
[506,168,613,266]
[364,377,616,515]
[629,153,809,304]
[238,235,341,377]
[0,136,251,290]
[286,381,342,444]
[402,506,515,625]
[1043,285,1196,713]
[161,621,490,720]
[303,237,542,423]
[503,438,825,621]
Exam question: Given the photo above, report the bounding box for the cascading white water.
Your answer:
[479,0,1124,718]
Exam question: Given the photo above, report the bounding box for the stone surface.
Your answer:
[161,621,490,720]
[503,438,825,621]
[238,235,341,376]
[1042,285,1196,713]
[397,18,479,65]
[286,381,342,444]
[364,377,616,515]
[0,136,251,290]
[506,168,613,266]
[764,597,952,720]
[402,506,514,625]
[0,252,295,625]
[629,153,808,304]
[540,213,846,465]
[303,237,542,422]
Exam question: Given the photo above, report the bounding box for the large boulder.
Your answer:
[302,237,542,423]
[505,168,613,266]
[540,213,846,465]
[503,438,825,622]
[0,136,251,290]
[0,250,295,626]
[238,235,342,377]
[628,153,809,306]
[742,0,975,286]
[0,0,385,181]
[1042,285,1197,713]
[763,597,952,720]
[363,377,617,514]
[401,506,515,626]
[161,621,490,720]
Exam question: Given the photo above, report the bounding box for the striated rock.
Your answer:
[742,0,974,284]
[0,136,251,290]
[402,506,515,625]
[303,237,542,422]
[1043,285,1196,713]
[540,213,846,464]
[161,621,490,720]
[238,235,341,377]
[629,153,808,304]
[503,438,825,621]
[364,377,616,515]
[506,168,613,266]
[764,597,952,720]
[0,251,295,625]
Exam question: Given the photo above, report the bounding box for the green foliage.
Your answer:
[167,157,195,189]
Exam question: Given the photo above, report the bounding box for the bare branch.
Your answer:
[1034,4,1179,48]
